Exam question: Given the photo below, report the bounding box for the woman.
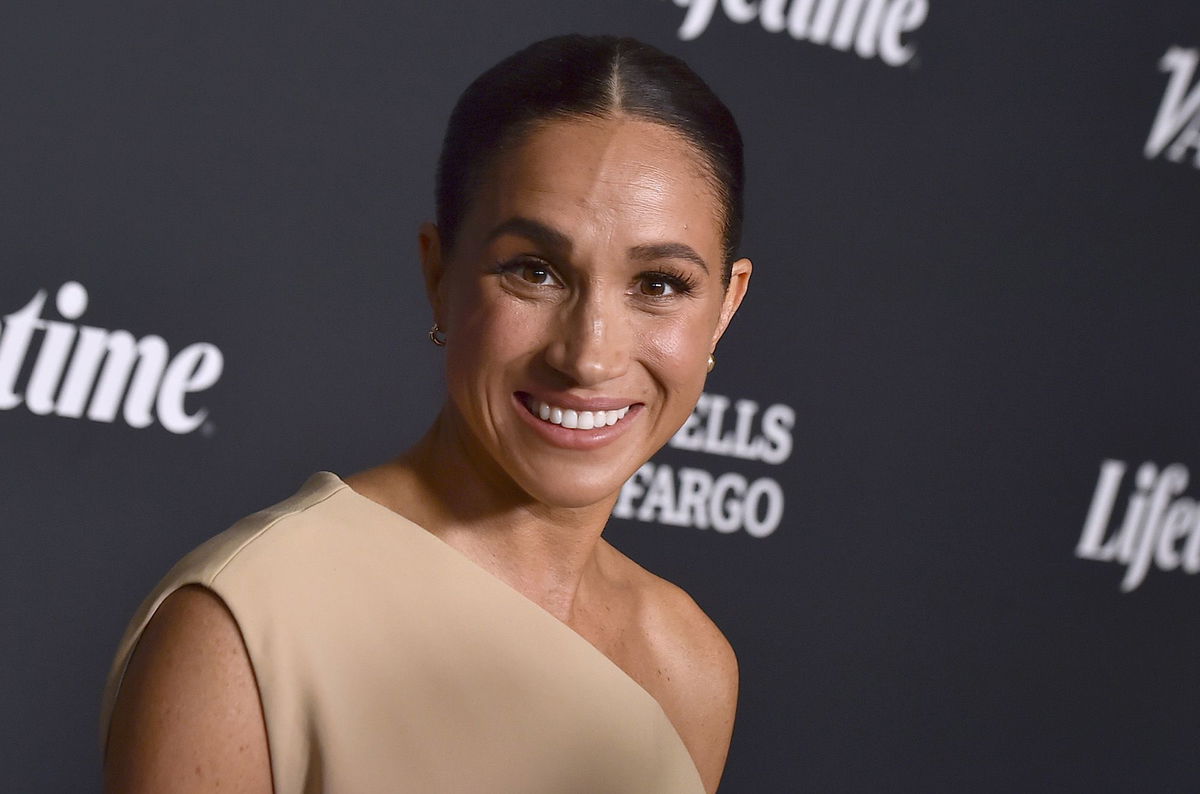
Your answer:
[102,34,752,793]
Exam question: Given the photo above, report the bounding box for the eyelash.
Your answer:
[495,257,699,299]
[496,257,559,287]
[638,269,698,299]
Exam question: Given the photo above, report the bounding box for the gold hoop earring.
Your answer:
[706,353,715,373]
[428,323,447,347]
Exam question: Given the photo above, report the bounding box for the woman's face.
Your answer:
[423,116,751,509]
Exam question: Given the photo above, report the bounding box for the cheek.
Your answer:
[638,317,711,392]
[643,321,706,360]
[445,290,547,385]
[639,291,723,363]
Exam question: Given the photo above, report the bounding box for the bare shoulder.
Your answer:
[104,585,272,794]
[636,566,739,695]
[598,544,739,793]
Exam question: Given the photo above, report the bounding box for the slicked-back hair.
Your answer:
[435,34,744,282]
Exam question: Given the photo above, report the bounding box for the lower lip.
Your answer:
[512,393,641,451]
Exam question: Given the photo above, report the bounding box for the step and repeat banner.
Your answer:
[3,1,1197,790]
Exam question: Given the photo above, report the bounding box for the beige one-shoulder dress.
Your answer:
[100,472,705,794]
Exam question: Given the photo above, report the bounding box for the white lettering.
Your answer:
[760,403,795,464]
[1110,463,1159,563]
[630,390,792,536]
[0,283,223,434]
[830,0,868,51]
[157,343,224,434]
[87,332,168,426]
[1076,459,1200,591]
[853,0,887,59]
[1184,511,1200,574]
[877,0,926,66]
[808,0,840,44]
[760,0,789,32]
[1155,498,1196,572]
[723,0,760,24]
[1076,459,1126,560]
[786,0,816,38]
[669,392,795,464]
[674,0,720,41]
[1165,115,1200,167]
[677,466,714,529]
[26,309,78,416]
[743,476,784,537]
[0,291,46,409]
[667,0,927,67]
[731,398,762,459]
[1145,46,1200,169]
[615,461,783,538]
[710,471,747,533]
[1122,464,1188,592]
[639,463,687,526]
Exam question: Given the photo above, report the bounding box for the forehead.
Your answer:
[468,116,725,256]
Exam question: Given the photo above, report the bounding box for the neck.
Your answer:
[360,405,617,622]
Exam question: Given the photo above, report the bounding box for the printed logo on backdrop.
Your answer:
[614,392,794,538]
[664,0,928,67]
[1077,459,1200,592]
[1145,46,1200,170]
[0,282,224,434]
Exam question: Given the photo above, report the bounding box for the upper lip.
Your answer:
[516,391,640,412]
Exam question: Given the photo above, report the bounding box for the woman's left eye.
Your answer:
[636,272,694,299]
[639,277,676,297]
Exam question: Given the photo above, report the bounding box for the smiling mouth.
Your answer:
[521,397,633,430]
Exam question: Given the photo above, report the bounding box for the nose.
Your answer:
[544,289,631,387]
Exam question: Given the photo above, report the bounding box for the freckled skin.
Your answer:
[104,586,273,794]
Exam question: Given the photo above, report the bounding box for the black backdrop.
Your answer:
[3,2,1198,790]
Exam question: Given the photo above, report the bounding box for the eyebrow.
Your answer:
[485,216,710,274]
[485,217,572,254]
[629,242,710,274]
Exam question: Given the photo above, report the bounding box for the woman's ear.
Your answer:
[711,257,752,349]
[418,222,446,323]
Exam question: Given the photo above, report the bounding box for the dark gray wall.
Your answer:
[3,2,1198,790]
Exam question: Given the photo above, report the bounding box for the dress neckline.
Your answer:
[311,470,705,787]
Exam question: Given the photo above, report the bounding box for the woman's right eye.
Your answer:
[502,259,562,287]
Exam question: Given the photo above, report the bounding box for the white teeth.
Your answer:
[527,399,633,430]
